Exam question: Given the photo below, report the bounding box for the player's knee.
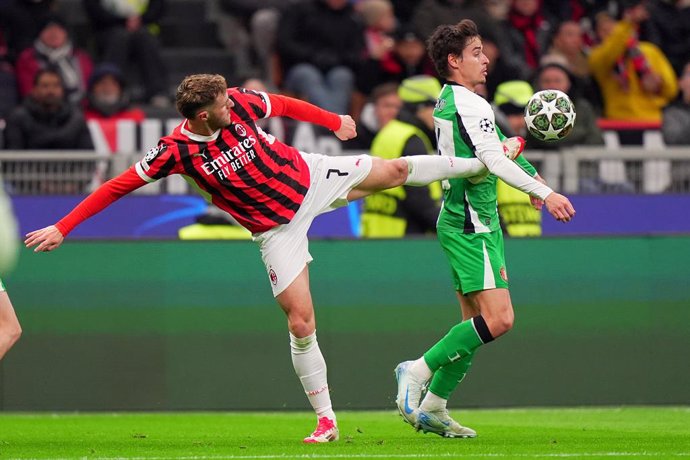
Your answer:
[486,310,514,338]
[494,313,514,337]
[10,324,21,346]
[1,322,21,347]
[287,316,315,338]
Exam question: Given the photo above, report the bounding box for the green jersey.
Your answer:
[433,83,550,234]
[0,176,18,275]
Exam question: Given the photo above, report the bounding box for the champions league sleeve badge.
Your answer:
[479,118,495,133]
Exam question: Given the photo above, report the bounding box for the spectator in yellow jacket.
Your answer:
[588,3,677,123]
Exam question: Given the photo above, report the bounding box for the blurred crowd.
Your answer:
[0,0,689,151]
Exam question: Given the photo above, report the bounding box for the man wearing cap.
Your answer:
[361,76,442,237]
[84,64,145,123]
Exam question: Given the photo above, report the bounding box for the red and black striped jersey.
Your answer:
[135,88,321,233]
[54,88,342,237]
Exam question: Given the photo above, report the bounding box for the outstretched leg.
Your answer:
[276,267,339,443]
[347,156,488,201]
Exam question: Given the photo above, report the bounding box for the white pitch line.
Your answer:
[13,452,690,460]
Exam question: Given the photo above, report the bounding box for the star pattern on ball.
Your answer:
[524,90,576,142]
[540,122,565,141]
[479,118,494,133]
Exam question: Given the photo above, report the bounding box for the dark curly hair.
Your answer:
[427,19,480,79]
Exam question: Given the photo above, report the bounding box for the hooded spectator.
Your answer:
[84,63,145,121]
[15,15,93,105]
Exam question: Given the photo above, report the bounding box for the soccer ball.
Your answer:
[524,90,576,142]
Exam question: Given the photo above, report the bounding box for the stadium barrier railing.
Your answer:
[1,147,690,195]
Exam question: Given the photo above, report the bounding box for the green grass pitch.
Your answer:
[0,407,688,459]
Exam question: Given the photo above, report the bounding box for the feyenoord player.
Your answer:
[394,21,576,438]
[0,177,22,361]
[27,74,513,443]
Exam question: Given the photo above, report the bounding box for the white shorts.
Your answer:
[253,152,372,296]
[0,277,5,292]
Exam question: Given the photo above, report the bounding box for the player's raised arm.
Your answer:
[25,167,147,252]
[266,93,348,134]
[458,98,576,222]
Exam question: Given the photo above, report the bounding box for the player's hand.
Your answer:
[623,4,649,24]
[531,174,546,211]
[544,193,576,222]
[370,36,394,59]
[334,115,357,141]
[25,225,65,252]
[641,72,662,94]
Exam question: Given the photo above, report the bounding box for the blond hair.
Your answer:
[175,74,227,119]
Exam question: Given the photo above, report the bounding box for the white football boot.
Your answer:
[416,408,477,438]
[395,361,427,427]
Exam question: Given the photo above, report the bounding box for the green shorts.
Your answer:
[437,229,509,294]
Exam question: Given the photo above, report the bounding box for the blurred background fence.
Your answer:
[3,145,690,196]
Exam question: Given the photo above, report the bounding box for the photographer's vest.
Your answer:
[496,179,542,237]
[361,120,441,237]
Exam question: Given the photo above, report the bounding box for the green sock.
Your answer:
[427,351,475,400]
[423,316,493,371]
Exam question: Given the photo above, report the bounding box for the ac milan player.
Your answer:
[26,74,497,443]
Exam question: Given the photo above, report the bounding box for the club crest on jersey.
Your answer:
[235,124,247,137]
[479,118,494,133]
[269,268,278,285]
[435,98,446,111]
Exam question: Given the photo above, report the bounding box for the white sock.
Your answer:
[290,331,336,422]
[404,156,487,186]
[419,390,448,412]
[410,357,433,381]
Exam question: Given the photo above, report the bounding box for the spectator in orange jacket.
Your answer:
[588,3,677,123]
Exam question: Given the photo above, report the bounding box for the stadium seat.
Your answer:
[159,21,222,48]
[164,0,209,22]
[161,48,236,93]
[54,0,95,53]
